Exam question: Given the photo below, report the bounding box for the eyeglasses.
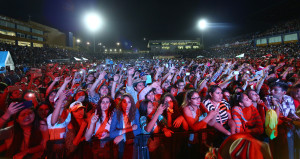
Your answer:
[191,97,200,100]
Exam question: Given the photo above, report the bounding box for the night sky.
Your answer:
[0,0,300,49]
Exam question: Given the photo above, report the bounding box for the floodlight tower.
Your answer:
[198,19,207,48]
[83,12,104,53]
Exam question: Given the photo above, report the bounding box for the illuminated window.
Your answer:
[0,28,15,36]
[0,20,15,28]
[193,46,199,49]
[32,36,43,41]
[17,25,30,32]
[18,41,31,47]
[0,38,15,45]
[185,46,191,49]
[162,46,170,50]
[178,46,184,49]
[33,43,43,47]
[32,29,43,35]
[16,32,25,38]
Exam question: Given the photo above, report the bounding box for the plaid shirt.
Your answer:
[265,95,298,119]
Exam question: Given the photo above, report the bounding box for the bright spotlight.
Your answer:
[84,12,103,32]
[198,19,207,30]
[87,42,90,45]
[76,39,81,43]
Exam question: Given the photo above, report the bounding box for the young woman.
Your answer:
[88,71,109,105]
[202,85,235,136]
[182,90,219,132]
[85,96,115,159]
[36,102,52,121]
[45,90,58,108]
[246,89,268,122]
[110,93,141,159]
[46,91,71,158]
[0,102,48,159]
[231,93,264,136]
[65,101,89,158]
[159,93,188,130]
[139,100,172,158]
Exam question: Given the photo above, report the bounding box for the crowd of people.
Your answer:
[0,52,299,159]
[200,42,300,59]
[0,42,90,65]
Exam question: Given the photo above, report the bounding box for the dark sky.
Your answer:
[0,0,300,49]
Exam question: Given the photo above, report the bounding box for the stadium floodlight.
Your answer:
[198,19,207,30]
[83,11,104,52]
[76,39,81,43]
[83,12,103,32]
[116,42,120,46]
[87,42,90,45]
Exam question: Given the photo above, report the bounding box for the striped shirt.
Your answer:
[203,99,230,124]
[232,105,263,134]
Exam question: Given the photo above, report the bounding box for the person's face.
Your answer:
[17,109,35,127]
[248,90,260,102]
[99,86,109,96]
[75,91,85,102]
[101,97,111,112]
[209,67,214,72]
[11,90,22,99]
[235,88,243,93]
[170,88,177,95]
[155,86,163,94]
[189,92,201,106]
[49,92,57,103]
[146,91,155,102]
[223,92,230,101]
[164,96,172,104]
[44,77,51,84]
[135,82,145,92]
[240,94,253,107]
[34,79,41,86]
[122,96,131,114]
[147,102,154,115]
[38,104,50,119]
[87,74,94,82]
[72,108,85,119]
[210,88,223,103]
[271,86,285,99]
[177,82,185,90]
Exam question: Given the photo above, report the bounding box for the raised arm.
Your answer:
[85,110,99,141]
[111,74,119,99]
[46,77,60,97]
[55,76,72,100]
[51,92,67,126]
[89,71,106,97]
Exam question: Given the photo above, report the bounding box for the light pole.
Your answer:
[83,12,104,53]
[198,19,207,48]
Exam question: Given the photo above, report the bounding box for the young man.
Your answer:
[264,81,300,159]
[125,67,145,103]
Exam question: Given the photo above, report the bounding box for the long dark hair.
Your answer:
[6,108,43,157]
[139,100,152,117]
[96,96,116,123]
[116,93,136,123]
[232,92,245,106]
[182,89,199,108]
[205,85,222,100]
